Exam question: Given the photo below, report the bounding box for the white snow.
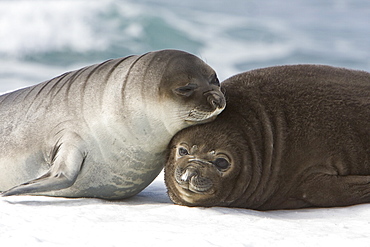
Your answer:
[1,171,370,246]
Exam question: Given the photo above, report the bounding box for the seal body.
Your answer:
[0,49,226,199]
[165,65,370,210]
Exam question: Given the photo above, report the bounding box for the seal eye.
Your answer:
[173,84,198,97]
[210,75,220,87]
[178,147,189,156]
[213,158,230,171]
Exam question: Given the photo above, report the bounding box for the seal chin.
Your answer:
[184,89,226,124]
[174,184,216,206]
[185,106,225,124]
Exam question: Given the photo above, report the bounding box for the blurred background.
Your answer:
[0,0,369,93]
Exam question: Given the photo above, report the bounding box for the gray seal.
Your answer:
[0,49,226,199]
[165,65,370,210]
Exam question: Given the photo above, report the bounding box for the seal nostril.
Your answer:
[206,92,224,109]
[212,99,221,109]
[180,167,198,182]
[181,172,189,181]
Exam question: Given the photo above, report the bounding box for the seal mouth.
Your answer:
[185,90,226,123]
[174,165,214,194]
[185,106,224,123]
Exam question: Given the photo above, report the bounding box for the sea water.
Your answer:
[0,0,369,93]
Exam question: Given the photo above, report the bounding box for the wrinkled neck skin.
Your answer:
[86,56,182,160]
[0,54,194,198]
[222,101,286,210]
[0,54,184,163]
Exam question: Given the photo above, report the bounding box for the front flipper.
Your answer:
[2,135,87,197]
[294,174,370,208]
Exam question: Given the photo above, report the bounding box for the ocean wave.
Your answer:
[0,0,369,90]
[0,0,206,58]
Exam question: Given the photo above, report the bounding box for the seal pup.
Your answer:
[0,49,226,199]
[165,65,370,210]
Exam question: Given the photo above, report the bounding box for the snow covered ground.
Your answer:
[1,171,370,247]
[1,0,370,245]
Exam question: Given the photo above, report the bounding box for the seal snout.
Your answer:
[204,91,226,110]
[174,164,214,194]
[180,166,198,182]
[175,166,199,184]
[184,89,225,123]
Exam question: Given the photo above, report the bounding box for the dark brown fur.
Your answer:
[165,65,370,210]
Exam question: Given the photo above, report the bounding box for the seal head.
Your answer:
[165,112,245,207]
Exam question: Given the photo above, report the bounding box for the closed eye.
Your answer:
[173,84,198,97]
[210,74,220,87]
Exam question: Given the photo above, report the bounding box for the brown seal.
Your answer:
[165,65,370,210]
